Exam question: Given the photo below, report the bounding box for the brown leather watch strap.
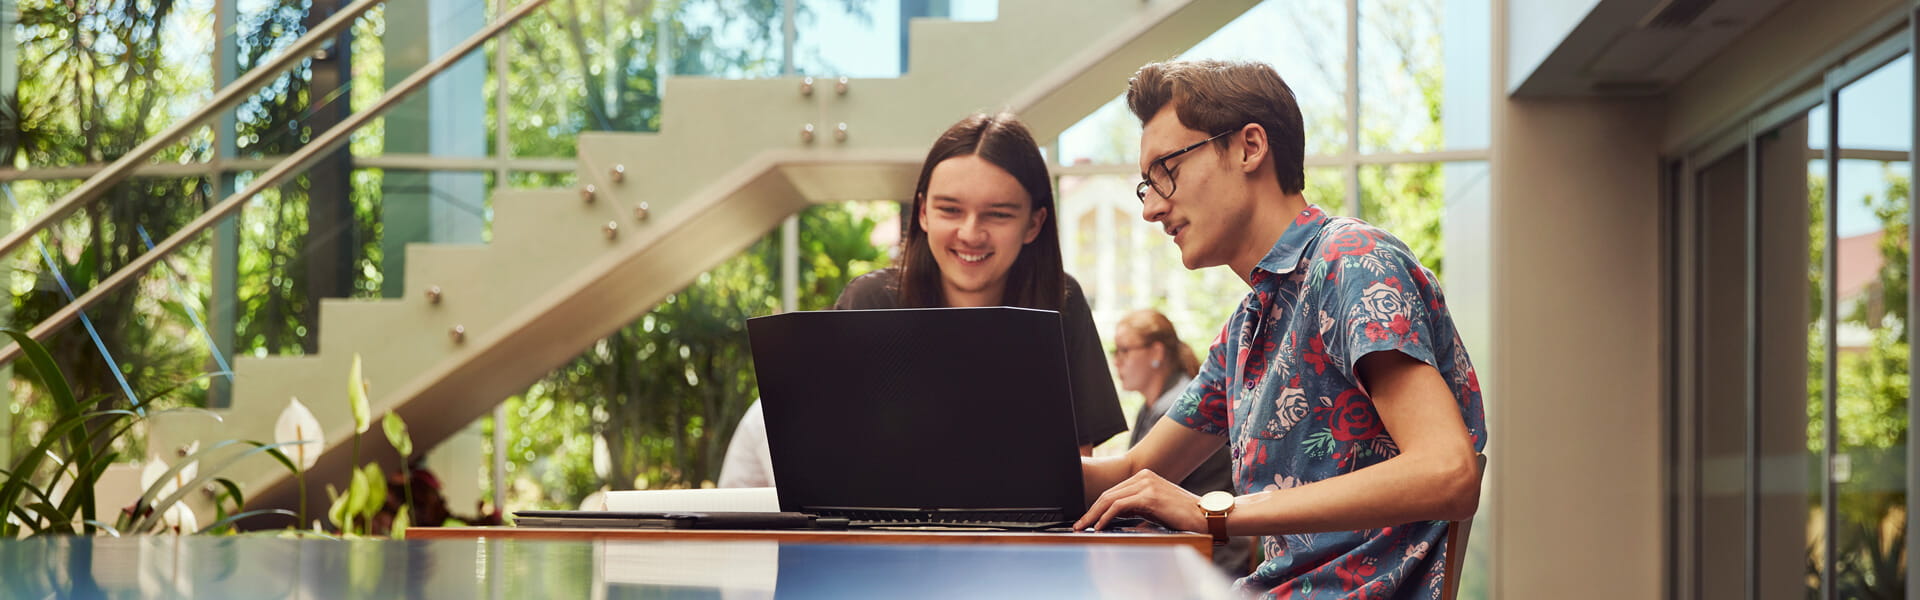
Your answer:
[1207,511,1228,545]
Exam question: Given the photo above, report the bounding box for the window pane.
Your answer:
[1832,52,1910,599]
[1184,0,1347,157]
[1692,148,1750,600]
[1307,166,1348,216]
[1754,109,1822,598]
[1357,162,1463,279]
[1055,172,1243,352]
[794,0,902,78]
[1360,0,1489,153]
[1057,94,1143,167]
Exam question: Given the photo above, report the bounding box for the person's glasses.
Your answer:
[1135,128,1239,203]
[1112,344,1146,359]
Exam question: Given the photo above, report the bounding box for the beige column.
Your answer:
[1488,95,1668,597]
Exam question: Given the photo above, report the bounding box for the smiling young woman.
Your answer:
[891,113,1063,310]
[717,114,1128,488]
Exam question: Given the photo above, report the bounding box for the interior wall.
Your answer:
[1489,95,1666,598]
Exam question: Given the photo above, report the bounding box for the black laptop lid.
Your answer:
[747,307,1085,514]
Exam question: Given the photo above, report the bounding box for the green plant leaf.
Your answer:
[0,404,117,537]
[2,329,95,529]
[210,477,246,515]
[82,519,121,537]
[25,501,70,535]
[348,354,370,434]
[2,330,78,419]
[381,412,412,458]
[7,505,40,535]
[244,440,300,476]
[358,463,386,521]
[346,467,370,525]
[326,484,349,531]
[391,505,410,540]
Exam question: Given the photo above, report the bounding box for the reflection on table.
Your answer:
[0,535,1233,599]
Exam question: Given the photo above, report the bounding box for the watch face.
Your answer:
[1199,491,1234,513]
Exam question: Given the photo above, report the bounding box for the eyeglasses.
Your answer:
[1135,128,1240,203]
[1112,344,1147,359]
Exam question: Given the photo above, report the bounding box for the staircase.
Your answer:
[147,0,1259,522]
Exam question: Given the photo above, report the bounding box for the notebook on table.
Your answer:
[746,307,1087,530]
[510,510,841,530]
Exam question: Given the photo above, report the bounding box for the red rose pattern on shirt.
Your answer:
[1167,205,1488,599]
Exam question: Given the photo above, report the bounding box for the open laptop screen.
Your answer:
[747,307,1086,517]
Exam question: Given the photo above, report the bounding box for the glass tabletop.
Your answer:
[0,535,1233,599]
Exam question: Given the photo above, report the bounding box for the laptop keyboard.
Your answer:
[813,508,1076,530]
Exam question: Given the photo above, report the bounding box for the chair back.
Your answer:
[1442,453,1489,600]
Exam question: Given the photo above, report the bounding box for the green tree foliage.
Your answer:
[5,0,224,458]
[4,0,394,464]
[230,2,385,356]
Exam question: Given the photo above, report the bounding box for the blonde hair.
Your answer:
[1116,309,1200,380]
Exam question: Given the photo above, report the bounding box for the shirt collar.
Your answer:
[1250,205,1331,279]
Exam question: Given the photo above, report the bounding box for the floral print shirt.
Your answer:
[1166,205,1488,599]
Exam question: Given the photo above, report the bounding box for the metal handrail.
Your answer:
[0,0,383,265]
[0,0,556,366]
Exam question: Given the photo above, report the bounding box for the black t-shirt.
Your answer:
[831,267,1129,447]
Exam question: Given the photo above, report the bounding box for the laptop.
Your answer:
[747,306,1086,530]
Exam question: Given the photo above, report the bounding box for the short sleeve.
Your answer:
[1165,319,1233,436]
[1318,224,1441,389]
[1060,275,1129,447]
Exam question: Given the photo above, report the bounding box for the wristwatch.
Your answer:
[1198,490,1234,546]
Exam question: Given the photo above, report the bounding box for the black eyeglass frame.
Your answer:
[1134,127,1241,203]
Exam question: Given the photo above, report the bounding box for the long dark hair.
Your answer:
[898,113,1064,310]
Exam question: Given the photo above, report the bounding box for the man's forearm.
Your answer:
[1080,417,1223,505]
[1081,454,1137,505]
[1226,448,1479,536]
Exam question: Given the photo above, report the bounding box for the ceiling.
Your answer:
[1513,0,1796,97]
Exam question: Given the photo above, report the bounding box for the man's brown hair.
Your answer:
[1126,60,1305,194]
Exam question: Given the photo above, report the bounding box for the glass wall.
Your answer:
[1672,34,1913,600]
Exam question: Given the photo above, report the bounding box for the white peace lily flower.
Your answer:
[139,444,197,499]
[162,503,198,534]
[139,456,171,497]
[275,397,325,471]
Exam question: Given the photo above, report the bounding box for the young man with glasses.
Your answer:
[1074,60,1488,598]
